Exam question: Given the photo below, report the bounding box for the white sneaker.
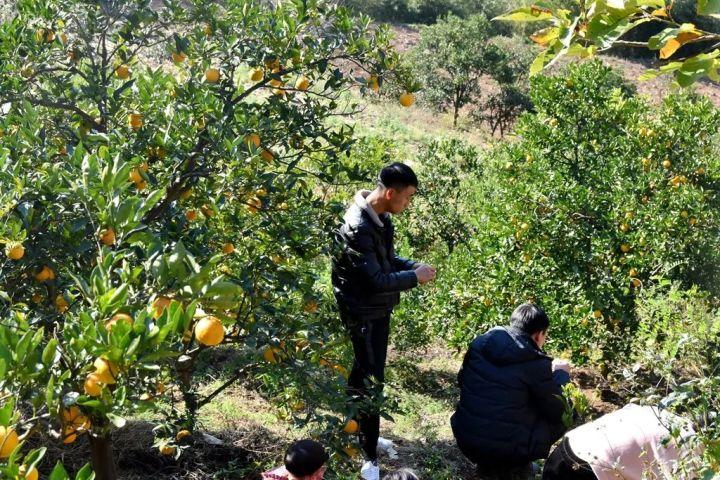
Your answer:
[360,460,380,480]
[376,437,398,459]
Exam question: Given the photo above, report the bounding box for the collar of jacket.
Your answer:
[354,189,386,228]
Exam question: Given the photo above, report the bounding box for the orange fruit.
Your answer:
[399,92,415,107]
[115,64,130,79]
[629,268,638,278]
[0,426,18,458]
[5,241,24,260]
[152,296,172,318]
[244,133,261,149]
[128,113,143,130]
[222,243,235,254]
[343,419,359,434]
[593,310,603,319]
[93,357,119,385]
[249,68,263,82]
[194,316,225,346]
[176,430,191,442]
[295,75,310,91]
[19,465,38,480]
[105,313,132,331]
[186,209,198,221]
[205,68,220,83]
[160,445,176,456]
[35,265,55,282]
[99,227,116,246]
[84,373,103,397]
[172,52,186,63]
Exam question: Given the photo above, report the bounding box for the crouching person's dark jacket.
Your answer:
[451,326,567,464]
[331,190,417,320]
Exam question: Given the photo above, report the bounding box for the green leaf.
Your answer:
[49,461,70,480]
[42,339,58,367]
[107,413,126,428]
[0,398,15,426]
[698,0,720,17]
[493,7,554,22]
[75,464,96,480]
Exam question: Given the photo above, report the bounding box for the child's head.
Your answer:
[383,469,420,480]
[510,302,550,348]
[284,439,328,480]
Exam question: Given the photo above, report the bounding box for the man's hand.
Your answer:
[552,358,572,375]
[414,264,436,284]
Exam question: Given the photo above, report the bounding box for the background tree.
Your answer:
[408,14,518,126]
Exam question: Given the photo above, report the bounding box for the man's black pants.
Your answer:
[342,310,391,461]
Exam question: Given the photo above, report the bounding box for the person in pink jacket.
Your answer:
[542,403,699,480]
[262,440,328,480]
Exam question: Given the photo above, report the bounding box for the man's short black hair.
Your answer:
[378,162,418,190]
[284,439,328,477]
[510,302,549,335]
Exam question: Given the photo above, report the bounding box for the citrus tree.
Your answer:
[394,61,720,364]
[0,0,402,477]
[496,0,720,86]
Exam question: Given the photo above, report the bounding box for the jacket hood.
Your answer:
[477,326,548,366]
[344,189,386,228]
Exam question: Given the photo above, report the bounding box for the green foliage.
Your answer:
[409,14,521,126]
[560,382,590,429]
[0,0,398,476]
[498,0,720,86]
[395,61,720,362]
[397,138,479,254]
[627,282,720,475]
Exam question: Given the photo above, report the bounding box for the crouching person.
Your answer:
[262,439,328,480]
[451,303,570,480]
[543,403,698,480]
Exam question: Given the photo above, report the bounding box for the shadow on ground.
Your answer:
[389,358,459,404]
[26,418,286,480]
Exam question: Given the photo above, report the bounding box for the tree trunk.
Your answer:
[89,432,118,480]
[453,87,462,127]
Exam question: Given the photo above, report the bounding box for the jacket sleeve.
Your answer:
[527,360,565,423]
[392,255,416,271]
[346,225,418,293]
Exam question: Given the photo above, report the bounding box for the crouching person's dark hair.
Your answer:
[510,302,549,335]
[285,439,328,477]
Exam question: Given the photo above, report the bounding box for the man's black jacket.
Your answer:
[331,196,417,319]
[451,326,567,463]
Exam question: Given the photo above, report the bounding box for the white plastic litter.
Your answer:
[377,437,398,460]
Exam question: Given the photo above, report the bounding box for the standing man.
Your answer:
[332,162,436,480]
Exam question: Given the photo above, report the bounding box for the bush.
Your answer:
[627,282,720,475]
[395,61,720,360]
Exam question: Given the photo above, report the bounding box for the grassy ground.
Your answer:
[34,341,617,480]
